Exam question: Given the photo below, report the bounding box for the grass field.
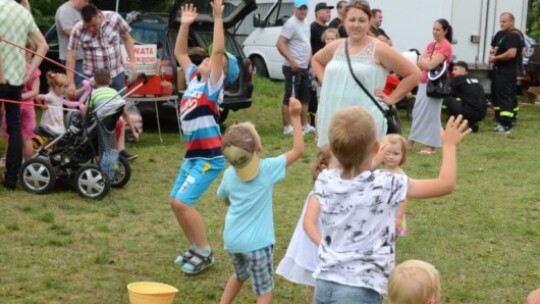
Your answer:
[1,76,539,304]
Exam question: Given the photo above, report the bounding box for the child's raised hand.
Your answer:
[441,115,471,147]
[372,141,389,169]
[180,3,198,25]
[288,97,302,117]
[211,0,224,18]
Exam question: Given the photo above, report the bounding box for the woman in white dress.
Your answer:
[312,0,419,147]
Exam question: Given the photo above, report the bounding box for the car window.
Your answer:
[131,27,163,45]
[196,32,240,56]
[266,2,293,27]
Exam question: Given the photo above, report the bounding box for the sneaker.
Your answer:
[120,149,138,161]
[283,125,293,135]
[302,124,316,134]
[492,124,511,133]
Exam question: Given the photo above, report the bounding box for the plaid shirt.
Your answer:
[68,11,131,78]
[0,0,39,85]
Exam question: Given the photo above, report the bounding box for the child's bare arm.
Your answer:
[21,77,40,100]
[210,0,225,87]
[395,200,407,229]
[371,142,389,169]
[284,97,304,167]
[174,4,196,72]
[407,115,471,199]
[303,194,321,245]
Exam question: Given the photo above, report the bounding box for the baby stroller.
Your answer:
[19,74,147,199]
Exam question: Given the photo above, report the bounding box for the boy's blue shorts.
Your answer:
[170,157,225,205]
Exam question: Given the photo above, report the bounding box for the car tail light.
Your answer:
[246,59,253,82]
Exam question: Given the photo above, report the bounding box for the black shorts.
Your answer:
[282,66,310,105]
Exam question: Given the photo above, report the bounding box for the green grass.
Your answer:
[1,76,540,303]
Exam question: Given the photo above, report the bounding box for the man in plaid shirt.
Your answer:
[66,4,138,160]
[66,4,136,93]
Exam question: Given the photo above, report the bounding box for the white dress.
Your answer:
[276,192,320,287]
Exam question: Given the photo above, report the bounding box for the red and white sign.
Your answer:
[122,44,158,65]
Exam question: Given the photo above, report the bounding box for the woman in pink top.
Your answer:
[408,19,453,155]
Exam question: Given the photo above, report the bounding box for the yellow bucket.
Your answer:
[127,282,178,304]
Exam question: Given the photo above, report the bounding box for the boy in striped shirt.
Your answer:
[169,0,240,275]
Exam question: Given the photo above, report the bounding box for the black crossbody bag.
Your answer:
[344,38,401,134]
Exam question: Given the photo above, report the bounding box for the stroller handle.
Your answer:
[126,73,149,88]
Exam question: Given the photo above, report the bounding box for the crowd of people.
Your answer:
[1,0,537,303]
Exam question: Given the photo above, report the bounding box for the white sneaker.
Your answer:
[283,125,293,135]
[302,124,316,134]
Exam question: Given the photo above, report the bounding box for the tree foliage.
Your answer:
[528,0,540,40]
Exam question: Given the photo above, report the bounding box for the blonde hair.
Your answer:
[321,28,340,43]
[46,71,68,91]
[311,145,332,180]
[329,106,376,178]
[382,134,407,166]
[388,260,441,304]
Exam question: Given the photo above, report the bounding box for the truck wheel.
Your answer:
[252,56,268,78]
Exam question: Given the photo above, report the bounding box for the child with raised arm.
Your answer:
[388,260,441,304]
[381,134,409,236]
[304,107,470,303]
[170,0,239,275]
[217,98,304,304]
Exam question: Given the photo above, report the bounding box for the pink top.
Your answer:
[420,39,452,83]
[21,63,41,109]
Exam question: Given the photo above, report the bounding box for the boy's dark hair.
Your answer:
[94,69,111,86]
[81,4,99,23]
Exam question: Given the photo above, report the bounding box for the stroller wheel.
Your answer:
[111,156,131,188]
[74,164,110,200]
[19,157,56,194]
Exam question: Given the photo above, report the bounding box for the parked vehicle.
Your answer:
[242,0,340,80]
[243,0,530,94]
[39,0,257,123]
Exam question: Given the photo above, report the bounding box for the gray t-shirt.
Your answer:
[55,2,83,61]
[280,15,311,69]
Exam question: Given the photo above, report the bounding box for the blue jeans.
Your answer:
[111,72,126,92]
[315,279,382,304]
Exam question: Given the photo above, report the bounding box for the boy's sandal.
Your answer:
[181,249,215,275]
[174,249,194,265]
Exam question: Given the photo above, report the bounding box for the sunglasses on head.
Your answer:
[347,0,370,8]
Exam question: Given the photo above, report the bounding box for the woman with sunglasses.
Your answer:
[408,19,454,155]
[312,0,419,148]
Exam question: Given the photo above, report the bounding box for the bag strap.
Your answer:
[344,38,387,117]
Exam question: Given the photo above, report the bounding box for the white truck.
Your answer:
[242,0,529,91]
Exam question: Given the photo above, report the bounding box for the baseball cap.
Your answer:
[207,43,240,86]
[222,123,261,181]
[315,2,334,12]
[294,0,309,8]
[453,60,469,72]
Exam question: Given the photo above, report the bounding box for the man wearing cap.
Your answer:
[443,61,487,132]
[276,0,315,135]
[328,0,347,38]
[311,2,334,55]
[370,9,392,46]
